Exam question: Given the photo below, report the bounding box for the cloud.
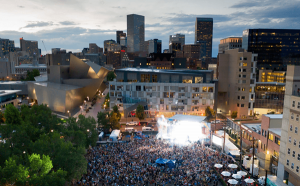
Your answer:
[59,21,77,25]
[23,21,54,28]
[112,6,126,9]
[18,6,24,8]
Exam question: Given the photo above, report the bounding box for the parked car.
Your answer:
[126,121,137,126]
[125,128,136,132]
[139,121,148,126]
[142,127,154,131]
[211,120,220,124]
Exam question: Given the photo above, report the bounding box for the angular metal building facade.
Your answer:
[28,54,110,113]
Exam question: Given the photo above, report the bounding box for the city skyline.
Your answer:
[1,0,299,57]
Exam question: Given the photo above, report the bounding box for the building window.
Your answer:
[292,101,295,107]
[241,96,245,100]
[294,139,297,146]
[298,154,300,160]
[268,133,274,141]
[297,166,299,173]
[287,159,289,166]
[288,148,291,155]
[292,163,294,169]
[237,103,239,107]
[238,96,240,100]
[141,74,150,82]
[241,104,244,107]
[296,127,298,134]
[293,151,295,157]
[243,69,246,72]
[242,88,245,91]
[136,86,141,91]
[152,75,158,82]
[298,102,300,109]
[275,136,280,145]
[289,137,292,143]
[243,63,247,67]
[238,87,241,91]
[290,125,293,131]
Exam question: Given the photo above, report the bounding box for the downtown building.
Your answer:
[217,48,258,118]
[195,18,213,58]
[242,29,300,72]
[20,37,39,57]
[277,65,300,186]
[127,14,145,52]
[218,37,242,54]
[109,68,217,118]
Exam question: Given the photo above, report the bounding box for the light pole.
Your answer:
[238,121,242,166]
[80,106,82,114]
[249,138,258,178]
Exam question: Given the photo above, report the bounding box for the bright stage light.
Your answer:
[156,115,208,146]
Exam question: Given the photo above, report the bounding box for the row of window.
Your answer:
[291,113,300,121]
[292,101,300,108]
[290,125,298,134]
[288,137,300,148]
[286,160,299,172]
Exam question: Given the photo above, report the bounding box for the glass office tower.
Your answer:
[127,14,145,52]
[195,18,213,58]
[242,29,300,71]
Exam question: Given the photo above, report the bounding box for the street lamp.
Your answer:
[87,129,90,132]
[50,129,53,132]
[23,151,26,154]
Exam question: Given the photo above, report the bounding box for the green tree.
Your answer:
[111,105,121,121]
[136,104,145,121]
[25,69,40,81]
[231,111,238,119]
[0,111,5,123]
[107,71,116,81]
[205,106,215,121]
[4,104,22,125]
[97,112,109,129]
[28,153,53,178]
[109,112,120,129]
[0,157,29,185]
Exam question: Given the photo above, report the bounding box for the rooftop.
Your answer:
[243,123,261,134]
[0,90,22,96]
[15,64,47,68]
[268,128,281,136]
[264,114,283,119]
[116,68,213,74]
[0,81,29,85]
[256,82,285,86]
[169,114,207,123]
[32,82,82,91]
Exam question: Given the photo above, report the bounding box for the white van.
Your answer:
[109,130,121,141]
[125,128,136,132]
[142,127,154,131]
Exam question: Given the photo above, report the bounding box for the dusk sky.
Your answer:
[1,0,299,57]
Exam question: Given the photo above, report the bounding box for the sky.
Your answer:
[1,0,300,57]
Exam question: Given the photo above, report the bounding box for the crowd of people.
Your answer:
[75,137,236,186]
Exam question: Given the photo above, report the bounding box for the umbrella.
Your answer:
[244,178,255,184]
[221,171,231,177]
[228,164,238,169]
[228,179,238,185]
[126,135,131,138]
[237,171,247,176]
[232,174,242,179]
[214,164,223,168]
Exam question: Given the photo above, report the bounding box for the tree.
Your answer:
[109,112,120,129]
[107,71,116,81]
[97,112,109,129]
[0,111,5,123]
[0,157,29,185]
[112,105,121,121]
[25,69,40,81]
[4,104,22,125]
[231,111,238,119]
[205,106,215,121]
[136,104,145,121]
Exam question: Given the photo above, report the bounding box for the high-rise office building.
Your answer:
[20,37,39,57]
[242,29,300,71]
[104,40,120,52]
[217,48,257,118]
[116,31,126,44]
[278,65,300,186]
[218,37,242,53]
[169,34,185,53]
[89,43,102,54]
[120,37,127,47]
[127,14,145,52]
[183,44,201,59]
[0,38,15,58]
[195,18,213,58]
[149,39,161,54]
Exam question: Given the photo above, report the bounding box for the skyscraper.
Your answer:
[195,18,213,58]
[0,38,15,58]
[127,14,145,52]
[148,39,161,54]
[116,31,126,44]
[20,37,39,58]
[169,34,185,52]
[242,29,300,72]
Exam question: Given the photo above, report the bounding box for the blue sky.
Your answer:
[1,0,299,57]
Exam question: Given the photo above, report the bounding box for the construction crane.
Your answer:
[42,40,48,54]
